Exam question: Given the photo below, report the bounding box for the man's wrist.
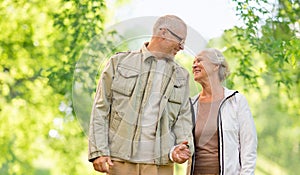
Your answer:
[169,145,177,162]
[89,156,100,163]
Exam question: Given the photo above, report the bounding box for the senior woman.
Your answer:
[188,48,257,175]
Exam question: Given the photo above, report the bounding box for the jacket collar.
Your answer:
[223,87,238,98]
[141,42,174,63]
[141,42,155,62]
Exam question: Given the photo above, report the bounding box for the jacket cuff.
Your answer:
[169,145,176,162]
[88,151,109,162]
[89,157,99,163]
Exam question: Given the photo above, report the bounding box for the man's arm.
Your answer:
[171,71,194,163]
[88,57,116,162]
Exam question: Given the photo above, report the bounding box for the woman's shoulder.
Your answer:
[224,87,249,105]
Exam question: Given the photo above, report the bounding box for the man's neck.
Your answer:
[146,39,173,60]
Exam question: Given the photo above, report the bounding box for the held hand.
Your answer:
[172,141,191,164]
[93,156,114,173]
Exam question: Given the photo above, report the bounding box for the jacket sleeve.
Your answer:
[88,56,116,162]
[237,94,258,174]
[172,71,195,155]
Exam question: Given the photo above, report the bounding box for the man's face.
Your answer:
[161,27,186,57]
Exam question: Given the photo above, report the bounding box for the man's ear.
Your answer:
[160,28,167,38]
[213,65,220,71]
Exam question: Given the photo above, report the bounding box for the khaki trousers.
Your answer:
[108,160,173,175]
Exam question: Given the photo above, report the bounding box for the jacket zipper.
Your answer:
[217,91,238,175]
[131,56,152,157]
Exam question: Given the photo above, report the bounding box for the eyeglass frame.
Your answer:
[160,28,185,46]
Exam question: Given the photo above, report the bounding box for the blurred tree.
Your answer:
[0,0,115,174]
[0,0,64,174]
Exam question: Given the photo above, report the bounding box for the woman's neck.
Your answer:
[199,80,224,102]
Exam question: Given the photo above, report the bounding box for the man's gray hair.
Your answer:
[152,15,187,36]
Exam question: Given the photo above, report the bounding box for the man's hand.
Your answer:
[172,141,191,164]
[93,156,114,173]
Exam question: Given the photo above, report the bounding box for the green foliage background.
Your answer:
[0,0,299,174]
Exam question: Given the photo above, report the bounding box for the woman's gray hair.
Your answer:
[201,48,230,82]
[152,15,187,36]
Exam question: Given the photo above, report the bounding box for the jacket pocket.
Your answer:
[168,77,186,104]
[111,65,139,96]
[110,111,122,131]
[108,111,122,145]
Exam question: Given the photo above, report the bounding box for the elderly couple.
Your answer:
[88,15,257,175]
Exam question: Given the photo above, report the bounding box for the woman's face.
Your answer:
[192,53,216,82]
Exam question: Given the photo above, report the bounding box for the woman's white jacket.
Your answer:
[190,88,257,175]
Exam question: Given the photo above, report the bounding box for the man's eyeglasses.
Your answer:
[161,28,185,46]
